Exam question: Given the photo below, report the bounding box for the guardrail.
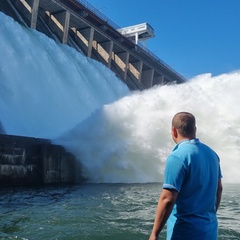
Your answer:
[77,0,121,30]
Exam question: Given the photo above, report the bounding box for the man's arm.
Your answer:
[149,189,178,240]
[216,179,223,211]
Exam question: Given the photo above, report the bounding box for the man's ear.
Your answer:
[172,127,178,139]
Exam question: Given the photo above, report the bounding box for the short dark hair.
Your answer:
[172,112,196,137]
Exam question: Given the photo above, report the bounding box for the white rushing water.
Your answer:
[1,13,239,184]
[57,73,240,184]
[0,13,129,139]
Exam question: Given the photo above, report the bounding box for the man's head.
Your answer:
[171,112,196,143]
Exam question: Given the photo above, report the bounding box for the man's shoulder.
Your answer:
[167,152,185,165]
[197,141,219,158]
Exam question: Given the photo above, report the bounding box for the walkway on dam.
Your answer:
[0,0,186,90]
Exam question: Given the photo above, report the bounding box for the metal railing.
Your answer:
[77,0,186,81]
[77,0,121,30]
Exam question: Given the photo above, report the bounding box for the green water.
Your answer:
[0,183,239,240]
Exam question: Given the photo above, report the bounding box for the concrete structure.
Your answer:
[0,134,81,187]
[0,0,187,187]
[0,0,186,90]
[117,23,155,46]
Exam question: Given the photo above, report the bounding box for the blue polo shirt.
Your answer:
[163,138,222,240]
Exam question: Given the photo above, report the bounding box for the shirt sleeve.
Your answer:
[218,163,223,179]
[163,154,186,192]
[216,154,223,179]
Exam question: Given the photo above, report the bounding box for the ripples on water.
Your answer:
[0,183,239,240]
[218,184,240,240]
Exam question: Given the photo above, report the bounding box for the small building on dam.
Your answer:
[0,0,186,187]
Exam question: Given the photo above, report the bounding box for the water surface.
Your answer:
[0,183,239,239]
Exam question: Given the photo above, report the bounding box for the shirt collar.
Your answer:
[173,138,199,151]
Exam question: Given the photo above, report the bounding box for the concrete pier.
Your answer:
[0,134,80,187]
[0,0,186,90]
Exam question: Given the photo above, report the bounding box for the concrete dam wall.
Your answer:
[0,0,186,91]
[0,0,186,187]
[0,134,81,187]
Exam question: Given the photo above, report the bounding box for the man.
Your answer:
[149,112,223,240]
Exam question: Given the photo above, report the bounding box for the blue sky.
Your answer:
[86,0,240,79]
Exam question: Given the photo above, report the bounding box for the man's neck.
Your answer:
[176,136,195,144]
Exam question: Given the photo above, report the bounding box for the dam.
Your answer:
[0,0,185,90]
[0,0,186,187]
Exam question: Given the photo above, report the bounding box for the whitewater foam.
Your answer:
[57,72,240,183]
[1,12,240,183]
[0,12,129,138]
